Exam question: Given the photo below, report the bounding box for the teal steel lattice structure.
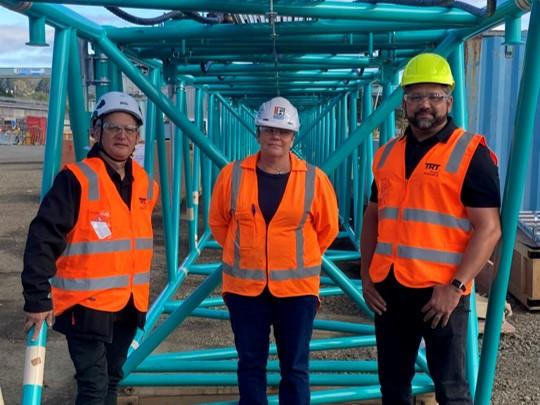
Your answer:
[2,1,538,404]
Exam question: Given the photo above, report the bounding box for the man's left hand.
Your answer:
[421,284,462,329]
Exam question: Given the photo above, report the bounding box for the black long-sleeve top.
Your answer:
[22,143,144,338]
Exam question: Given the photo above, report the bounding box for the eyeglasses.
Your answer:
[404,93,449,104]
[259,126,295,137]
[102,122,139,136]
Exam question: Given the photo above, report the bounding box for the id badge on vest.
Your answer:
[90,211,112,240]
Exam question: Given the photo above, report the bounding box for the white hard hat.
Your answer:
[255,97,300,132]
[92,91,143,125]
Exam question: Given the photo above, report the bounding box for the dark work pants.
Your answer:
[374,271,472,405]
[224,290,318,405]
[66,315,137,405]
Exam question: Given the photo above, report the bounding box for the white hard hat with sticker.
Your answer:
[255,96,300,132]
[92,91,143,125]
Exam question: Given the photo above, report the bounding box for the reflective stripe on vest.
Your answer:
[75,161,100,201]
[445,131,474,173]
[74,160,154,203]
[379,207,470,231]
[50,271,150,291]
[231,160,242,273]
[377,138,398,170]
[225,163,318,281]
[374,243,463,265]
[397,245,463,265]
[63,237,153,256]
[147,174,155,200]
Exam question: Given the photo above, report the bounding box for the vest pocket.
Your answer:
[234,209,256,249]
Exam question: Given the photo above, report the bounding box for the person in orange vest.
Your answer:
[22,91,159,404]
[209,96,339,405]
[360,53,502,405]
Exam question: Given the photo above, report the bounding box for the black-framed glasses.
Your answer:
[259,126,294,137]
[102,122,139,136]
[404,93,449,104]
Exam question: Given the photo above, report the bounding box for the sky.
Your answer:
[0,2,532,68]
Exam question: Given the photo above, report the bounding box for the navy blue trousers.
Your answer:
[225,290,318,405]
[374,271,472,405]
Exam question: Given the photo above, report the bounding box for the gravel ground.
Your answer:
[1,145,539,404]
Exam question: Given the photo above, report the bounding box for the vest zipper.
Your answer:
[253,203,270,285]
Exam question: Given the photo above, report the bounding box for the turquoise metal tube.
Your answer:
[169,83,185,282]
[213,93,256,137]
[25,0,478,24]
[107,61,123,92]
[503,15,523,46]
[449,44,467,128]
[476,3,540,404]
[26,15,47,46]
[449,43,479,397]
[155,100,176,282]
[190,87,203,244]
[67,29,89,161]
[180,92,196,252]
[132,231,204,348]
[143,69,158,175]
[93,46,109,100]
[380,61,395,145]
[108,21,448,43]
[209,382,434,405]
[296,95,341,146]
[324,250,360,261]
[124,268,223,374]
[40,27,71,196]
[322,256,373,317]
[136,358,379,373]
[343,90,358,244]
[21,326,48,405]
[95,36,229,168]
[322,87,402,175]
[356,82,373,236]
[202,91,214,233]
[122,372,384,387]
[0,1,102,38]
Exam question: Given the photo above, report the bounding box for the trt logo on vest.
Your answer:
[273,106,286,120]
[424,162,441,177]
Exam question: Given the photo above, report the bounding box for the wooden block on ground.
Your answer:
[508,233,540,311]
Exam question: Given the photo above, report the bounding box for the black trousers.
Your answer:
[374,270,472,405]
[66,309,137,405]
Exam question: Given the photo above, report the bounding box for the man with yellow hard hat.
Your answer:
[360,53,502,404]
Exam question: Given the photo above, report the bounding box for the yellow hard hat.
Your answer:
[400,53,455,89]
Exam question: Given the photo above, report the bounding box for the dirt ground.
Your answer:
[1,145,539,405]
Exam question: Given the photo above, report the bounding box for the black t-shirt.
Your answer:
[256,167,290,224]
[369,118,501,207]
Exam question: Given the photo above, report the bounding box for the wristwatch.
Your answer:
[451,278,466,292]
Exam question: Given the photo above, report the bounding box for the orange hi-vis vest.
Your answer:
[369,129,497,294]
[209,152,339,298]
[51,157,159,316]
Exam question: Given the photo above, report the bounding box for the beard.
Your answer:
[407,110,447,130]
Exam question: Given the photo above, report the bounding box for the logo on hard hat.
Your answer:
[273,106,286,120]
